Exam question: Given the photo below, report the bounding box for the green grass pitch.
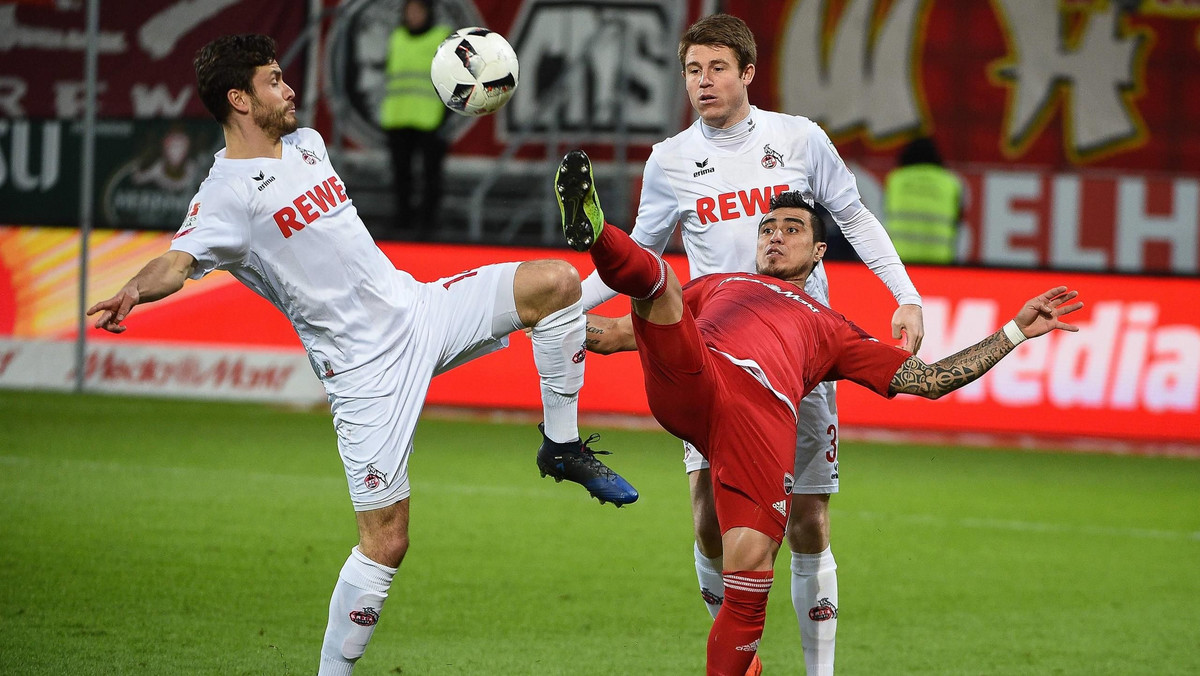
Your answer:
[1,390,1198,675]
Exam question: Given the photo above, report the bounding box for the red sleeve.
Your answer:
[826,320,911,398]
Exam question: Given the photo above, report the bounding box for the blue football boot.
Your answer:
[536,424,638,507]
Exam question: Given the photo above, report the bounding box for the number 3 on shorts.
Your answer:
[825,424,838,463]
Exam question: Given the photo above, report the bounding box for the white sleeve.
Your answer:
[580,154,681,311]
[580,270,617,312]
[805,120,861,216]
[830,200,922,306]
[630,154,681,254]
[169,182,250,279]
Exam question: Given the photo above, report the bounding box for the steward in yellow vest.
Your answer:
[379,0,452,240]
[381,17,450,131]
[883,137,963,264]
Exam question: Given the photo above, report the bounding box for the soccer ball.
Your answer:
[430,27,520,117]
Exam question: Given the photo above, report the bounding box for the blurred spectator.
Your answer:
[380,0,451,240]
[883,137,963,264]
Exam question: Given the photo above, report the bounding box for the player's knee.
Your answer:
[383,532,410,566]
[695,524,723,558]
[529,259,581,307]
[786,498,830,552]
[517,259,582,324]
[362,531,409,569]
[696,489,720,557]
[543,259,582,307]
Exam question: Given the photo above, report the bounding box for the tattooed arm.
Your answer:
[585,313,637,354]
[889,286,1083,399]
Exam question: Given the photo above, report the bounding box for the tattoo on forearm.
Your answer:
[890,331,1014,398]
[585,325,604,348]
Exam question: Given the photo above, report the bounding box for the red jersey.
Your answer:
[682,272,911,412]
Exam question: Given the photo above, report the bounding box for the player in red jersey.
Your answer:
[555,149,1083,676]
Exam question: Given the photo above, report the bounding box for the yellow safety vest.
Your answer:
[380,26,451,131]
[883,164,962,264]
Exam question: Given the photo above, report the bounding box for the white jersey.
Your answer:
[170,128,418,391]
[581,107,919,309]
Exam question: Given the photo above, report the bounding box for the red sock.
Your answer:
[588,224,668,300]
[707,570,773,676]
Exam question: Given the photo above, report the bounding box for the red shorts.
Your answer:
[633,310,799,543]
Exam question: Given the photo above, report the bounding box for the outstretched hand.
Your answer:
[86,285,140,334]
[1013,286,1084,339]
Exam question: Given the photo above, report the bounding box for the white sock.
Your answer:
[531,299,584,443]
[694,541,724,621]
[792,547,838,676]
[319,546,398,676]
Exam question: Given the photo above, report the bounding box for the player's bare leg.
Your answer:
[514,258,638,506]
[319,500,408,675]
[789,494,837,676]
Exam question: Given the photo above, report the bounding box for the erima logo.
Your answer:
[773,500,787,516]
[693,158,715,177]
[253,171,276,191]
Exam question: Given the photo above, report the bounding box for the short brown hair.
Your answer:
[678,13,757,71]
[194,34,278,124]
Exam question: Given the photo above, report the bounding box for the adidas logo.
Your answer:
[773,500,787,516]
[735,639,760,652]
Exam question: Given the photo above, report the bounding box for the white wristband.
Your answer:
[1003,320,1027,346]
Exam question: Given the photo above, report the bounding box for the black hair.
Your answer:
[194,34,278,124]
[767,191,826,242]
[898,136,943,166]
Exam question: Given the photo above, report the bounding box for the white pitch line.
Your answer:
[839,509,1200,542]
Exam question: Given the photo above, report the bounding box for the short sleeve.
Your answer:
[805,119,861,216]
[169,181,250,279]
[827,320,910,398]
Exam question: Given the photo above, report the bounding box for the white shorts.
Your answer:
[682,263,840,495]
[682,380,839,494]
[327,262,523,511]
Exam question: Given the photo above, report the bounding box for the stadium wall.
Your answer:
[1,226,1197,447]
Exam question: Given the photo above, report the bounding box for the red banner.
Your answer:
[3,229,1195,445]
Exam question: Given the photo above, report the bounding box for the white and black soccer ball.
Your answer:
[430,27,520,117]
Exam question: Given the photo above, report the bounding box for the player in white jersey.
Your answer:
[580,14,925,675]
[86,34,636,676]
